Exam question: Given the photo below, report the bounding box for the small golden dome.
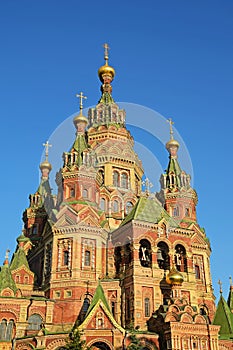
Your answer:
[98,64,115,83]
[73,112,88,125]
[166,138,180,150]
[166,267,184,285]
[40,160,52,171]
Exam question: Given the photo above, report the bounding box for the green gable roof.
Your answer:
[121,196,177,227]
[213,294,233,339]
[0,263,17,294]
[10,247,30,271]
[85,281,111,318]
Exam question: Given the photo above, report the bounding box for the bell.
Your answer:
[157,249,164,261]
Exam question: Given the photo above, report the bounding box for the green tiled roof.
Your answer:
[72,134,88,165]
[0,263,17,294]
[213,295,233,339]
[10,247,30,271]
[85,281,111,318]
[37,178,52,197]
[121,197,177,227]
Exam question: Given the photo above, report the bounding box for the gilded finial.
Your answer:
[103,43,110,65]
[5,249,10,260]
[76,91,87,113]
[230,276,233,287]
[142,177,153,196]
[43,141,52,162]
[167,118,174,140]
[218,279,223,294]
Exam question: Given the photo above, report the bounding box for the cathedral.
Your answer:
[0,45,232,350]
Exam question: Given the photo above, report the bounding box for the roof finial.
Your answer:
[103,43,110,65]
[218,279,223,294]
[42,141,52,162]
[230,276,233,287]
[76,91,87,113]
[142,177,153,196]
[4,249,10,265]
[167,118,174,140]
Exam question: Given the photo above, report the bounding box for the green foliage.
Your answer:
[65,328,91,350]
[127,331,143,350]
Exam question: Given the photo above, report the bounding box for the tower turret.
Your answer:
[159,118,198,225]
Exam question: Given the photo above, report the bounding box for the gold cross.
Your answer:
[142,177,153,195]
[167,118,174,139]
[76,91,87,112]
[43,141,52,161]
[103,43,110,65]
[218,279,223,294]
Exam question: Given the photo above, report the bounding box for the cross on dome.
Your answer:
[76,91,87,112]
[103,43,110,65]
[167,118,174,140]
[43,141,52,162]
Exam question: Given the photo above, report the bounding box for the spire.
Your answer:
[0,250,17,294]
[98,43,115,104]
[227,276,233,311]
[213,291,233,339]
[38,141,52,197]
[165,118,182,189]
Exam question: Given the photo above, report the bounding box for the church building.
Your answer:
[0,45,232,350]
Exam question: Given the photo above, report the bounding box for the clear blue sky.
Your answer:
[0,0,232,299]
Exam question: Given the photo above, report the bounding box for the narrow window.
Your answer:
[145,297,150,317]
[195,264,200,279]
[173,207,179,217]
[70,187,75,197]
[112,200,119,213]
[185,207,190,217]
[64,251,69,266]
[100,198,106,211]
[83,189,88,198]
[121,173,128,189]
[84,250,91,266]
[125,201,133,214]
[113,171,120,187]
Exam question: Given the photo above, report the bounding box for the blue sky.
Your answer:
[0,0,233,299]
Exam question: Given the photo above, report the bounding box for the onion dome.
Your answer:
[166,267,184,286]
[98,43,115,84]
[166,138,180,151]
[98,64,115,83]
[17,231,30,244]
[40,159,52,172]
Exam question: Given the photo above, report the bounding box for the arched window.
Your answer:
[121,173,128,189]
[83,297,91,314]
[144,297,150,317]
[157,241,170,270]
[113,171,120,187]
[112,200,119,213]
[84,250,91,266]
[139,239,152,268]
[100,198,106,211]
[96,311,104,328]
[175,244,187,272]
[28,314,42,331]
[82,189,88,198]
[185,207,190,217]
[63,251,69,266]
[125,201,133,214]
[24,275,29,284]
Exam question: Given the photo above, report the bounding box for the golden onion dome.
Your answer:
[166,138,180,150]
[166,267,184,286]
[98,63,115,83]
[73,112,88,125]
[40,160,52,171]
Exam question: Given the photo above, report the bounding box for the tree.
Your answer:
[127,331,144,350]
[65,328,91,350]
